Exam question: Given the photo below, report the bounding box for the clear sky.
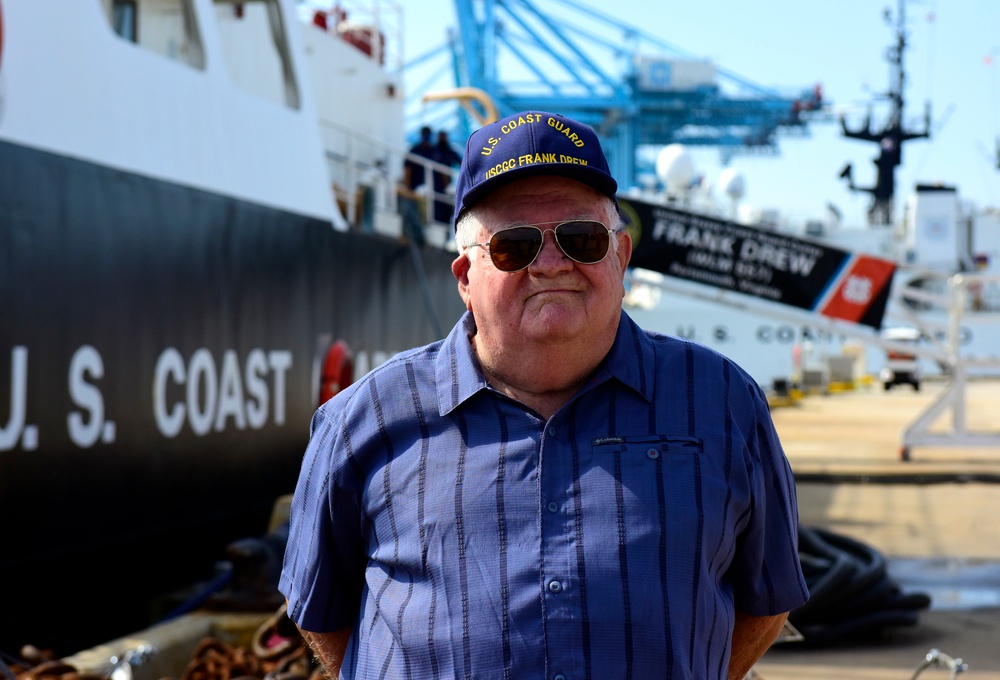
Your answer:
[397,0,1000,227]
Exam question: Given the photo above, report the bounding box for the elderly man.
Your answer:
[280,111,808,679]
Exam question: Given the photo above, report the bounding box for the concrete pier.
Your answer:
[755,379,1000,679]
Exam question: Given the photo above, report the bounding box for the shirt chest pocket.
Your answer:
[588,434,705,494]
[591,434,704,460]
[585,435,708,537]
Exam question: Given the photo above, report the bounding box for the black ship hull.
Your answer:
[0,140,465,653]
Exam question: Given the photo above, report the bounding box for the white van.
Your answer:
[879,327,921,391]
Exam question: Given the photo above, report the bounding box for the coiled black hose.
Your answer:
[789,525,932,646]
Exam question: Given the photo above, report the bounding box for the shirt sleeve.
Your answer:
[729,381,810,616]
[279,402,367,632]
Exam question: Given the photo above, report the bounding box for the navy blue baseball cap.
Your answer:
[452,111,618,227]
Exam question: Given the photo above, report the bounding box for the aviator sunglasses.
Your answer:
[465,220,616,272]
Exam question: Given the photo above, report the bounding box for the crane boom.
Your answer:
[406,0,827,189]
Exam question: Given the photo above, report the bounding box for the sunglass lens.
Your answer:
[555,221,609,264]
[490,227,543,271]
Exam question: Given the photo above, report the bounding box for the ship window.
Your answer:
[103,0,206,70]
[110,0,137,41]
[213,0,301,109]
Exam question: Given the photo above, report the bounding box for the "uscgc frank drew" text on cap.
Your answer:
[452,111,618,227]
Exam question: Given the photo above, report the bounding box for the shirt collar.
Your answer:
[598,310,656,404]
[436,311,490,416]
[435,309,655,416]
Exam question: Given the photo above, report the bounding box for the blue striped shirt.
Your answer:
[280,310,808,679]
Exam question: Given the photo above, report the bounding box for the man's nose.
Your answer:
[529,229,572,271]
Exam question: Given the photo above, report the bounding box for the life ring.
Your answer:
[318,340,354,406]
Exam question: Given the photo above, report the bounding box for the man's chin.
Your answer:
[521,308,588,342]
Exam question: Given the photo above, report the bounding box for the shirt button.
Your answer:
[548,580,563,594]
[554,675,566,680]
[647,448,660,460]
[547,426,556,437]
[547,501,559,513]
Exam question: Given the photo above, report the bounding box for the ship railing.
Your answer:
[316,115,458,249]
[895,263,1000,314]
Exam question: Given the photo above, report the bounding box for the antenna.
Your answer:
[837,0,931,226]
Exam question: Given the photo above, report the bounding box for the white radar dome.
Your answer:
[718,167,746,201]
[655,144,695,194]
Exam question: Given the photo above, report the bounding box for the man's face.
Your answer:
[452,176,632,350]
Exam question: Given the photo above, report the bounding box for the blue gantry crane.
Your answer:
[405,0,828,191]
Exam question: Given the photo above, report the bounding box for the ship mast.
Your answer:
[838,0,931,225]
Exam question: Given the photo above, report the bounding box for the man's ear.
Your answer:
[616,229,633,273]
[452,253,474,311]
